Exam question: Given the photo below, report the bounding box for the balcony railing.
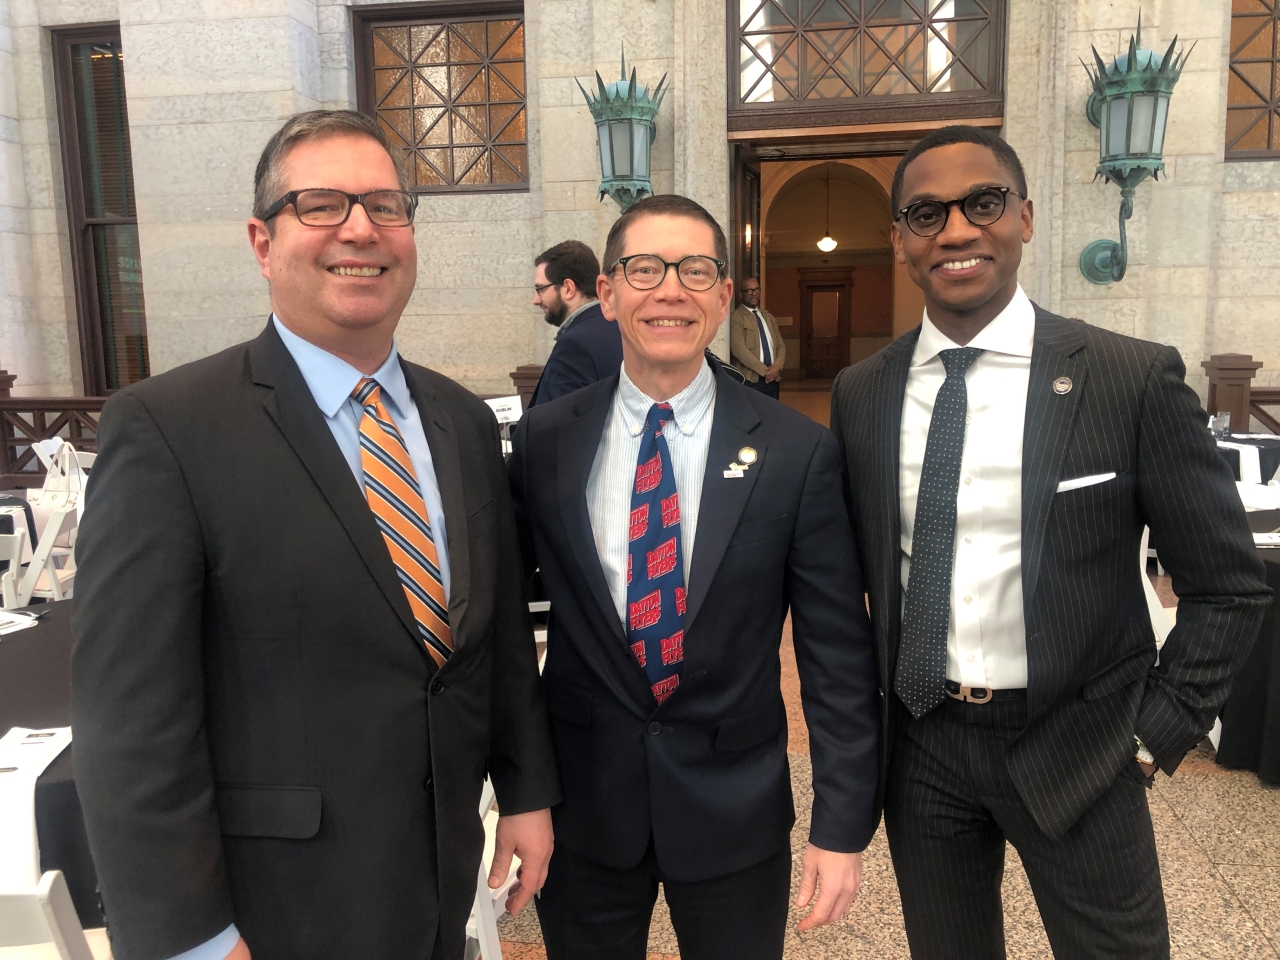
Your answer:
[0,397,105,488]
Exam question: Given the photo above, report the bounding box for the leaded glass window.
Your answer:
[1227,0,1280,158]
[729,0,1004,131]
[359,9,528,191]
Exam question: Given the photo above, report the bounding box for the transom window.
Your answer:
[729,0,1005,131]
[1227,0,1280,158]
[356,6,528,192]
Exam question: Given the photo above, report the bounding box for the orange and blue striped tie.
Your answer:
[353,377,452,667]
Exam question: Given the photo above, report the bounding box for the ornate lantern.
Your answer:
[1079,17,1192,284]
[578,50,667,212]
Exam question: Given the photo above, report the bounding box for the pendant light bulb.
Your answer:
[816,167,837,252]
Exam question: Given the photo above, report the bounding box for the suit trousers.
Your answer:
[535,839,791,960]
[883,694,1168,960]
[745,377,780,400]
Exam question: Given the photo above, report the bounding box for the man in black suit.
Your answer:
[510,194,879,960]
[530,240,623,407]
[70,110,559,960]
[831,125,1270,958]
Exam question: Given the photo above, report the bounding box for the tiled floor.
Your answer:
[499,598,1280,958]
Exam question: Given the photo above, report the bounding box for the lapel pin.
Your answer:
[725,447,757,478]
[1053,377,1073,395]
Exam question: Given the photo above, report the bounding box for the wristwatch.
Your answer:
[1134,736,1155,765]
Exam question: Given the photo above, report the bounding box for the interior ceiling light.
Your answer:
[817,167,837,252]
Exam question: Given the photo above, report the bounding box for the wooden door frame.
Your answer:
[798,268,852,379]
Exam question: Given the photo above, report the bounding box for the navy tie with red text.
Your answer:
[625,402,687,704]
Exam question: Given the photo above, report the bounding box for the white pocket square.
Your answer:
[1056,472,1117,493]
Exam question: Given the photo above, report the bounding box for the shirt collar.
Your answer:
[616,359,716,438]
[913,284,1035,367]
[554,300,598,340]
[272,314,411,419]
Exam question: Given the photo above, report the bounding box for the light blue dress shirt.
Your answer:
[169,316,452,960]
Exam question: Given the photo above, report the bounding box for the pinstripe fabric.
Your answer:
[354,377,452,667]
[832,305,1271,956]
[884,696,1167,959]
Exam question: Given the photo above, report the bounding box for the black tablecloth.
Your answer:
[0,600,102,926]
[1216,550,1280,785]
[1217,434,1280,483]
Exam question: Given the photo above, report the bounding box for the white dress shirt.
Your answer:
[586,361,716,624]
[752,308,776,364]
[899,285,1035,690]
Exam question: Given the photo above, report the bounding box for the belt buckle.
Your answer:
[948,684,993,704]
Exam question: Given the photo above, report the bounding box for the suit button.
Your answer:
[647,721,662,736]
[431,679,446,695]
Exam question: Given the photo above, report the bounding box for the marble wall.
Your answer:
[0,0,1276,396]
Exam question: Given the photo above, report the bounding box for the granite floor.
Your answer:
[498,606,1280,959]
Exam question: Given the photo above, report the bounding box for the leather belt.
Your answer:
[944,680,1027,703]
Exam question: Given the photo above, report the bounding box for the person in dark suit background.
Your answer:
[831,125,1270,959]
[529,240,623,407]
[510,194,880,960]
[70,110,559,960]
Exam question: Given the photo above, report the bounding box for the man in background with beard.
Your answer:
[529,240,622,407]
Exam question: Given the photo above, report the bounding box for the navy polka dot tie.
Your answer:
[896,347,983,718]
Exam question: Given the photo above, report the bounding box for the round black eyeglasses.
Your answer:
[262,189,418,227]
[896,187,1021,238]
[613,255,726,292]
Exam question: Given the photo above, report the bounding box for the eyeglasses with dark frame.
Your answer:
[261,189,419,228]
[896,187,1022,239]
[533,281,556,295]
[612,254,726,292]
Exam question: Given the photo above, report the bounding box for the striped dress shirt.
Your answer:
[586,361,717,624]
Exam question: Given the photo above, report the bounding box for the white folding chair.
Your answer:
[16,509,77,607]
[0,870,111,959]
[0,527,28,608]
[464,778,518,960]
[1140,527,1174,651]
[72,451,96,473]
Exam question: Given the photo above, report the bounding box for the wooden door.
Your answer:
[799,269,852,380]
[731,144,761,284]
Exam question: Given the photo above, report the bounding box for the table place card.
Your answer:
[0,726,72,892]
[0,610,39,637]
[1255,533,1280,546]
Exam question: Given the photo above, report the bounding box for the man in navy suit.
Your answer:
[509,195,880,960]
[529,240,623,407]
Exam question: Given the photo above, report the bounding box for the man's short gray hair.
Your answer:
[252,110,411,221]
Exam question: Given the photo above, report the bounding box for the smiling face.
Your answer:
[598,213,732,396]
[248,133,416,362]
[891,141,1033,336]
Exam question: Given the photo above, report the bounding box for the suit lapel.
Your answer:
[402,362,472,647]
[1021,308,1087,620]
[556,377,627,645]
[872,330,916,676]
[249,323,419,643]
[685,369,764,632]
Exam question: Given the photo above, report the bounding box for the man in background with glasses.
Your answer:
[729,277,786,399]
[509,194,879,960]
[830,125,1268,958]
[529,240,622,407]
[72,110,559,960]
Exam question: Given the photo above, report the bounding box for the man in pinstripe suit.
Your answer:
[831,125,1270,958]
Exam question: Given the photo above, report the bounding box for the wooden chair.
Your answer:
[0,870,111,959]
[0,527,28,608]
[16,508,77,606]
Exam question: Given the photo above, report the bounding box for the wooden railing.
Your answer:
[0,397,106,488]
[1250,388,1280,434]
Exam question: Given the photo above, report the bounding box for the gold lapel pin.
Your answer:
[725,446,758,477]
[738,447,758,465]
[1053,377,1073,395]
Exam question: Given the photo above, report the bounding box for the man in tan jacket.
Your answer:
[729,277,786,399]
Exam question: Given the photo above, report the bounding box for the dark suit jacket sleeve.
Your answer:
[536,335,599,405]
[70,393,234,960]
[1133,346,1271,772]
[482,411,562,814]
[787,429,881,852]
